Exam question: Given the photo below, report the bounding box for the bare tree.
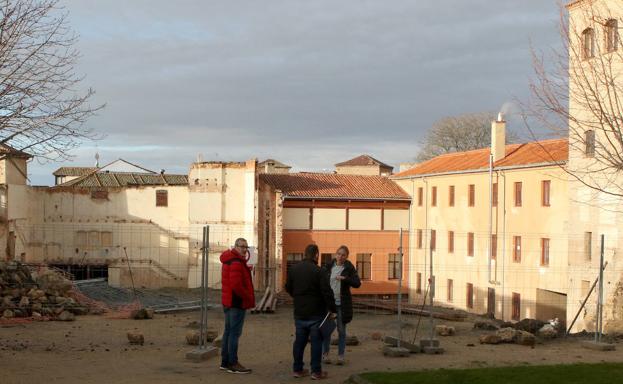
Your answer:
[416,112,519,162]
[524,2,623,198]
[0,0,102,161]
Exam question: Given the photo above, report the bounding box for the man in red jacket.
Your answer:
[220,238,255,374]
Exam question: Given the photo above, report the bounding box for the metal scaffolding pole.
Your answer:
[397,228,403,348]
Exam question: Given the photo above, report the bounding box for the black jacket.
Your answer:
[322,259,361,324]
[285,259,336,320]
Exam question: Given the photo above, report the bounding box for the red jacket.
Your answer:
[220,248,255,309]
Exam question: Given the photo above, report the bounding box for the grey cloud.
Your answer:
[29,0,562,184]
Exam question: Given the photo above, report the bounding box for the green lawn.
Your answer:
[359,363,623,384]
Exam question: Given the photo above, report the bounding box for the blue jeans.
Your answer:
[292,316,323,374]
[221,307,246,367]
[322,306,346,356]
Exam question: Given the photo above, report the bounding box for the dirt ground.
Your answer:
[1,307,622,384]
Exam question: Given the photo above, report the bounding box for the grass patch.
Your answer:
[359,363,623,384]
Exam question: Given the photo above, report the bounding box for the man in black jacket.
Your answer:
[285,244,336,380]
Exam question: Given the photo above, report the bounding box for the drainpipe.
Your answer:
[501,171,507,320]
[423,177,428,286]
[488,152,493,283]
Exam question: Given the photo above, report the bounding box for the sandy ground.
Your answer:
[1,307,622,384]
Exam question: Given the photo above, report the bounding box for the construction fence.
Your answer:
[9,223,623,336]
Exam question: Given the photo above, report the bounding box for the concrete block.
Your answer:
[423,346,445,354]
[382,345,410,357]
[185,346,219,361]
[581,341,616,351]
[383,336,421,353]
[419,338,440,348]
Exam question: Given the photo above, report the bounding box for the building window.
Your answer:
[541,238,550,266]
[416,272,422,294]
[156,190,168,207]
[585,232,592,261]
[466,283,474,309]
[418,187,423,206]
[417,229,423,249]
[468,184,475,207]
[585,130,595,157]
[88,231,101,248]
[321,253,333,266]
[542,180,551,207]
[356,253,372,280]
[582,28,595,59]
[388,253,400,280]
[448,231,454,253]
[514,182,522,207]
[430,229,436,251]
[606,19,618,52]
[447,279,453,302]
[431,186,437,207]
[76,231,88,247]
[101,232,113,247]
[491,234,497,260]
[90,189,108,200]
[467,232,474,257]
[286,253,303,276]
[449,185,455,207]
[513,236,522,263]
[492,182,498,207]
[512,292,521,320]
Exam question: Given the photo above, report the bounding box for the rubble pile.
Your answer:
[0,261,88,321]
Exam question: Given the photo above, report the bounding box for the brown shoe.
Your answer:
[311,371,328,380]
[293,369,309,378]
[227,363,252,374]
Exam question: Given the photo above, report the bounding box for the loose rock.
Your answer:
[537,324,558,339]
[58,311,76,322]
[479,334,502,344]
[436,325,456,336]
[496,327,518,343]
[515,330,536,347]
[127,331,144,345]
[474,320,499,331]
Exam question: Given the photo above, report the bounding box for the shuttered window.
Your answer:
[156,190,168,207]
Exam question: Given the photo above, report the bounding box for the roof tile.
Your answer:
[335,154,393,169]
[392,139,568,178]
[58,172,187,188]
[260,173,410,200]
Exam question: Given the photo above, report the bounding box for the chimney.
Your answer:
[491,112,506,162]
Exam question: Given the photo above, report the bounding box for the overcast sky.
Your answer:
[29,0,562,185]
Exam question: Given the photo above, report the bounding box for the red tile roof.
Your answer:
[335,154,393,169]
[260,173,410,200]
[393,139,568,178]
[0,144,32,159]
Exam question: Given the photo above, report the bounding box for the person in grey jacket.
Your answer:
[321,245,361,365]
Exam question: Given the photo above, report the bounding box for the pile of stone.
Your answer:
[479,327,536,347]
[475,317,563,347]
[0,261,87,321]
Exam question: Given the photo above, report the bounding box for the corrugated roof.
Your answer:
[335,154,393,169]
[393,139,568,178]
[58,171,188,188]
[53,167,99,176]
[260,172,410,200]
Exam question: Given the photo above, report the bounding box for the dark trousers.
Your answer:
[221,307,246,367]
[322,305,346,356]
[292,316,323,374]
